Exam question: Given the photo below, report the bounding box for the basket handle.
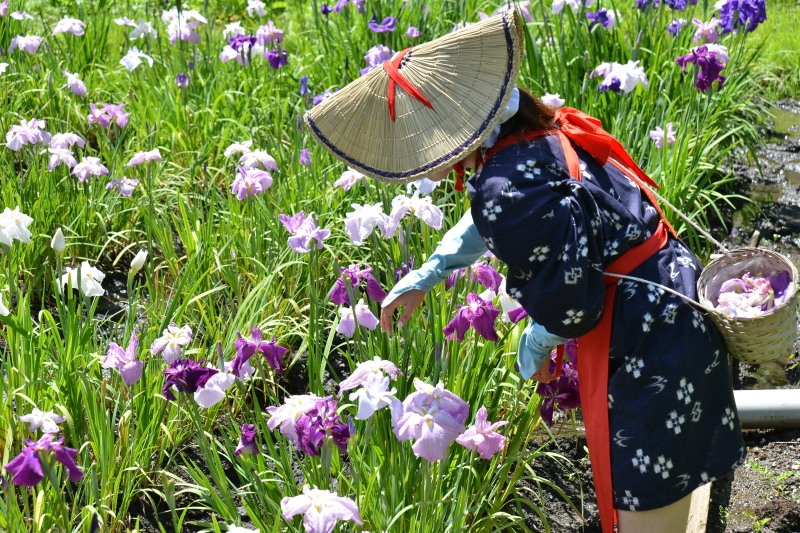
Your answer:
[603,272,710,313]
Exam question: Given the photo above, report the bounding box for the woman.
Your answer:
[306,9,745,533]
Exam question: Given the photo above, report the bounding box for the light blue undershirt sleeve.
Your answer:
[382,210,569,380]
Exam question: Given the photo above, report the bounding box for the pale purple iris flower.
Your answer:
[405,24,421,38]
[4,433,84,486]
[6,118,51,151]
[360,44,394,75]
[235,424,260,455]
[343,202,385,245]
[313,89,335,106]
[114,17,137,26]
[333,167,366,190]
[586,8,617,29]
[102,331,143,386]
[692,18,720,44]
[349,374,403,421]
[368,15,397,33]
[676,45,728,91]
[403,378,470,424]
[256,20,283,45]
[9,35,42,55]
[46,148,77,170]
[380,192,444,239]
[232,327,287,376]
[63,71,87,97]
[494,1,534,21]
[540,92,565,107]
[18,407,66,434]
[337,299,379,338]
[394,400,465,462]
[106,177,139,197]
[591,60,649,94]
[333,0,366,13]
[650,123,677,148]
[52,16,87,36]
[330,264,388,305]
[164,9,206,45]
[719,0,767,34]
[265,48,289,69]
[162,358,218,402]
[10,11,32,20]
[150,322,193,364]
[72,157,109,183]
[455,406,509,459]
[281,487,362,533]
[224,140,253,157]
[49,132,85,150]
[267,394,323,445]
[279,211,331,253]
[126,148,162,166]
[443,292,501,342]
[0,1,8,17]
[299,149,312,167]
[238,149,279,171]
[87,102,129,128]
[668,18,688,36]
[299,76,309,96]
[231,167,273,199]
[175,72,189,88]
[337,356,402,397]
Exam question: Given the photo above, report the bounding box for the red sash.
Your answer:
[482,109,672,533]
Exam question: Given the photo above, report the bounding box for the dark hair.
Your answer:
[495,87,556,141]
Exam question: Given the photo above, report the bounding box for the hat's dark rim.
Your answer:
[305,10,517,181]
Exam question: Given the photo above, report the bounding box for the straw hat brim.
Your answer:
[305,9,525,184]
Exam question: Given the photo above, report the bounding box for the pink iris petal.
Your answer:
[403,378,470,424]
[394,404,465,462]
[231,167,273,199]
[455,406,509,459]
[126,149,163,166]
[106,177,139,197]
[337,356,402,397]
[71,157,109,183]
[278,211,306,233]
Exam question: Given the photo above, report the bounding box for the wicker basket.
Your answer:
[697,248,799,365]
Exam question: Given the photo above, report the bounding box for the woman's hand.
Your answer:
[380,289,426,334]
[531,358,557,383]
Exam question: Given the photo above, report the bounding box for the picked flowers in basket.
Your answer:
[715,270,791,318]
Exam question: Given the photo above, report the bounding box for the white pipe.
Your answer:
[734,389,800,429]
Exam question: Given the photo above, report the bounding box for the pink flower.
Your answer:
[649,122,676,148]
[0,2,8,17]
[393,402,465,461]
[405,23,421,38]
[266,393,323,444]
[6,118,51,151]
[279,212,330,253]
[105,177,139,197]
[62,71,87,97]
[238,149,279,171]
[692,17,720,44]
[102,331,143,385]
[9,35,42,55]
[71,157,108,182]
[280,487,362,533]
[337,356,402,397]
[256,20,283,45]
[125,148,162,166]
[49,132,85,150]
[150,322,193,363]
[443,292,501,342]
[403,378,470,424]
[46,148,77,170]
[87,102,129,129]
[456,406,509,459]
[333,167,365,191]
[52,16,86,36]
[231,167,273,199]
[336,299,378,337]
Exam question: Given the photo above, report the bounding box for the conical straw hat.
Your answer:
[305,9,525,184]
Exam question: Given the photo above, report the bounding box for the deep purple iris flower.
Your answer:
[321,3,333,15]
[295,398,350,456]
[265,48,288,69]
[719,0,766,33]
[443,292,501,342]
[228,34,256,52]
[232,327,288,377]
[394,256,414,283]
[635,0,660,9]
[445,261,502,292]
[676,45,727,91]
[535,342,581,427]
[175,72,190,88]
[299,76,309,96]
[4,433,84,486]
[330,264,388,305]
[586,9,611,28]
[664,0,696,11]
[508,306,529,324]
[333,0,366,13]
[234,424,260,456]
[368,15,397,33]
[162,358,219,401]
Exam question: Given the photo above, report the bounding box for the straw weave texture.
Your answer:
[305,9,524,183]
[697,248,799,365]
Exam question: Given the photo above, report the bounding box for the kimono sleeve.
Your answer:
[469,147,607,338]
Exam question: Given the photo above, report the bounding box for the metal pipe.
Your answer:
[734,389,800,429]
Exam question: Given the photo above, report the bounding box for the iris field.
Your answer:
[0,0,776,531]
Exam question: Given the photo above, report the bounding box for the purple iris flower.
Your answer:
[299,148,312,167]
[313,89,335,106]
[443,292,501,342]
[368,14,397,33]
[87,102,129,129]
[676,45,727,91]
[360,44,394,76]
[232,327,287,376]
[295,398,350,455]
[665,0,696,10]
[234,424,260,455]
[667,18,687,36]
[535,347,581,427]
[330,264,388,305]
[333,0,366,13]
[102,331,143,385]
[4,433,84,486]
[719,0,766,33]
[508,306,529,324]
[228,34,256,52]
[455,406,508,459]
[162,358,219,401]
[635,0,660,9]
[265,48,288,69]
[278,211,331,253]
[321,3,333,15]
[586,9,612,28]
[175,72,189,88]
[406,24,421,38]
[445,262,502,292]
[599,77,622,94]
[299,76,309,96]
[394,256,414,283]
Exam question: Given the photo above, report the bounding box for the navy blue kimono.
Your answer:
[467,134,746,511]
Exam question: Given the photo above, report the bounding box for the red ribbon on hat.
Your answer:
[383,48,434,122]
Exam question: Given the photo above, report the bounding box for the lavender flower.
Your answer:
[650,123,677,148]
[281,487,362,533]
[150,323,193,363]
[278,211,331,253]
[49,132,85,149]
[102,331,143,386]
[162,8,207,45]
[194,368,236,408]
[267,394,323,445]
[360,44,394,76]
[224,140,253,157]
[18,408,66,434]
[46,148,77,170]
[72,157,109,182]
[6,118,51,151]
[106,177,139,197]
[295,398,350,455]
[52,17,86,36]
[10,11,32,20]
[394,401,465,462]
[455,406,509,459]
[232,327,287,376]
[62,71,87,97]
[9,35,42,55]
[540,92,565,107]
[343,202,385,245]
[368,15,397,33]
[299,76,309,96]
[333,167,366,190]
[0,1,7,17]
[586,8,617,29]
[676,44,728,91]
[718,0,766,34]
[265,48,288,69]
[299,149,312,167]
[87,102,129,128]
[664,0,696,10]
[313,89,335,106]
[667,18,688,36]
[330,264,388,306]
[4,433,84,486]
[591,60,649,94]
[256,20,283,45]
[238,149,279,170]
[126,148,162,166]
[692,18,720,44]
[231,166,273,199]
[403,378,470,424]
[337,299,379,337]
[406,24,421,38]
[443,292,501,342]
[337,356,402,397]
[162,358,219,401]
[175,72,189,88]
[235,424,260,455]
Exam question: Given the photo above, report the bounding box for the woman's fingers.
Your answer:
[380,290,426,334]
[380,303,398,334]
